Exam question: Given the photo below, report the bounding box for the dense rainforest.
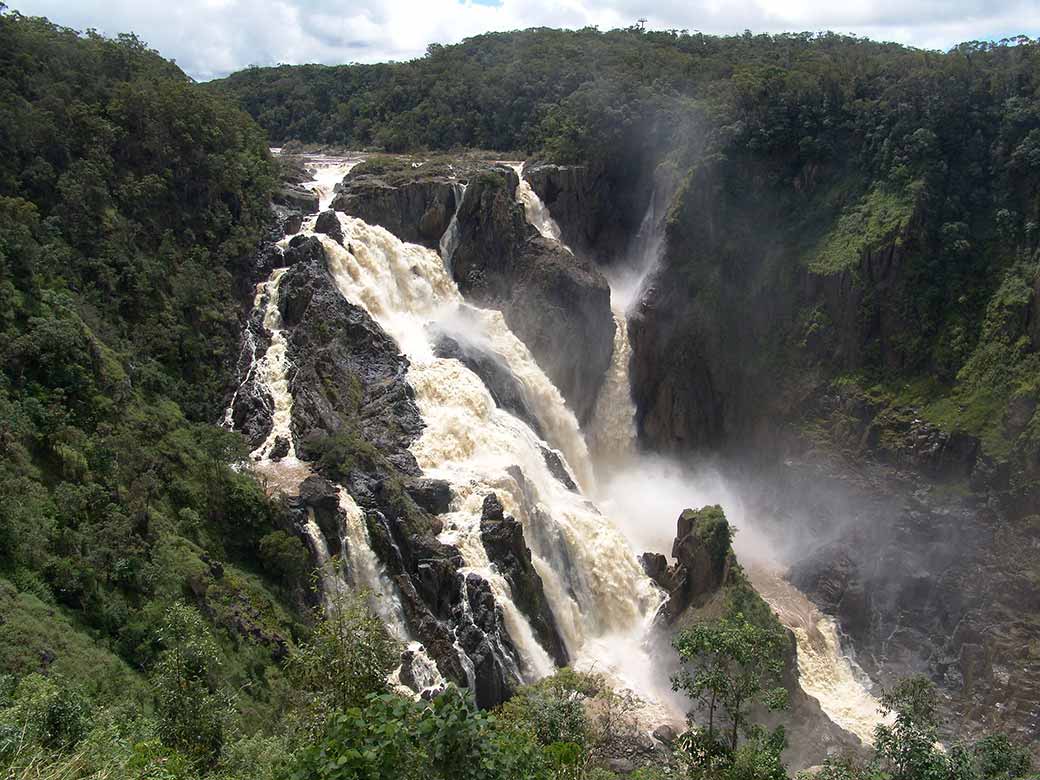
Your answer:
[1,5,1039,780]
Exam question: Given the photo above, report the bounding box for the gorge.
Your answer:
[1,11,1038,780]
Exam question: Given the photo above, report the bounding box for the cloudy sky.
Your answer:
[10,0,1039,81]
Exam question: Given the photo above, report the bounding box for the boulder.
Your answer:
[656,506,734,624]
[314,209,344,245]
[273,183,318,214]
[480,493,569,666]
[652,724,677,745]
[404,477,453,515]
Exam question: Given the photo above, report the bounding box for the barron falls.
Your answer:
[224,152,891,767]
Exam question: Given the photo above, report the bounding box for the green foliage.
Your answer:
[285,589,401,731]
[152,605,232,762]
[290,686,549,780]
[673,612,788,749]
[809,183,917,274]
[0,674,91,753]
[804,677,1036,780]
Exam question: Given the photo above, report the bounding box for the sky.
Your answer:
[9,0,1040,81]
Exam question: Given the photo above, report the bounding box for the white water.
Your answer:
[303,210,667,701]
[508,172,889,744]
[748,564,888,744]
[439,181,466,269]
[510,163,567,247]
[250,266,295,462]
[587,308,638,467]
[232,156,886,743]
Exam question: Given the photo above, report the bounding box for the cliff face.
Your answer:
[451,170,615,423]
[618,153,1040,747]
[324,157,617,425]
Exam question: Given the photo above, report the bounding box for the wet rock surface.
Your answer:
[452,169,615,423]
[277,236,424,474]
[331,160,465,248]
[651,506,735,625]
[480,493,570,667]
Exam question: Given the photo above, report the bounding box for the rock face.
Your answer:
[313,209,344,245]
[524,160,658,269]
[226,214,531,710]
[480,493,570,666]
[278,236,424,474]
[452,169,615,423]
[331,161,463,248]
[273,183,319,214]
[647,506,734,624]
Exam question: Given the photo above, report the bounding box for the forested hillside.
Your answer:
[0,7,305,775]
[2,8,1039,779]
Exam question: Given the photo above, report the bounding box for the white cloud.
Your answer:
[9,0,1039,80]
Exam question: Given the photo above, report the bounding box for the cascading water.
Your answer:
[511,174,890,743]
[225,154,446,693]
[510,163,566,246]
[250,266,295,462]
[747,564,889,744]
[305,211,667,701]
[439,181,466,269]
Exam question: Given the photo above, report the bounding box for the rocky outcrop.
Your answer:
[314,209,344,245]
[331,161,463,248]
[273,182,319,214]
[480,493,569,666]
[277,236,424,474]
[646,506,735,624]
[403,477,453,515]
[452,170,615,423]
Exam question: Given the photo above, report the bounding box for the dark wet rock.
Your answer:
[524,162,630,267]
[656,506,734,624]
[459,573,521,708]
[297,475,343,555]
[331,162,463,248]
[314,209,344,245]
[652,725,677,745]
[433,331,543,438]
[273,183,318,214]
[639,552,672,590]
[227,293,275,448]
[540,446,577,491]
[269,436,290,461]
[277,236,423,474]
[452,169,615,424]
[404,477,453,515]
[480,492,570,667]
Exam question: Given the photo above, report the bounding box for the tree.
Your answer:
[285,588,400,731]
[672,612,789,753]
[151,604,232,762]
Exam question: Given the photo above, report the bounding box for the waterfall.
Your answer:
[250,266,295,462]
[439,181,466,270]
[511,170,889,744]
[307,213,663,689]
[336,488,410,641]
[747,564,890,744]
[510,163,567,247]
[587,309,638,467]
